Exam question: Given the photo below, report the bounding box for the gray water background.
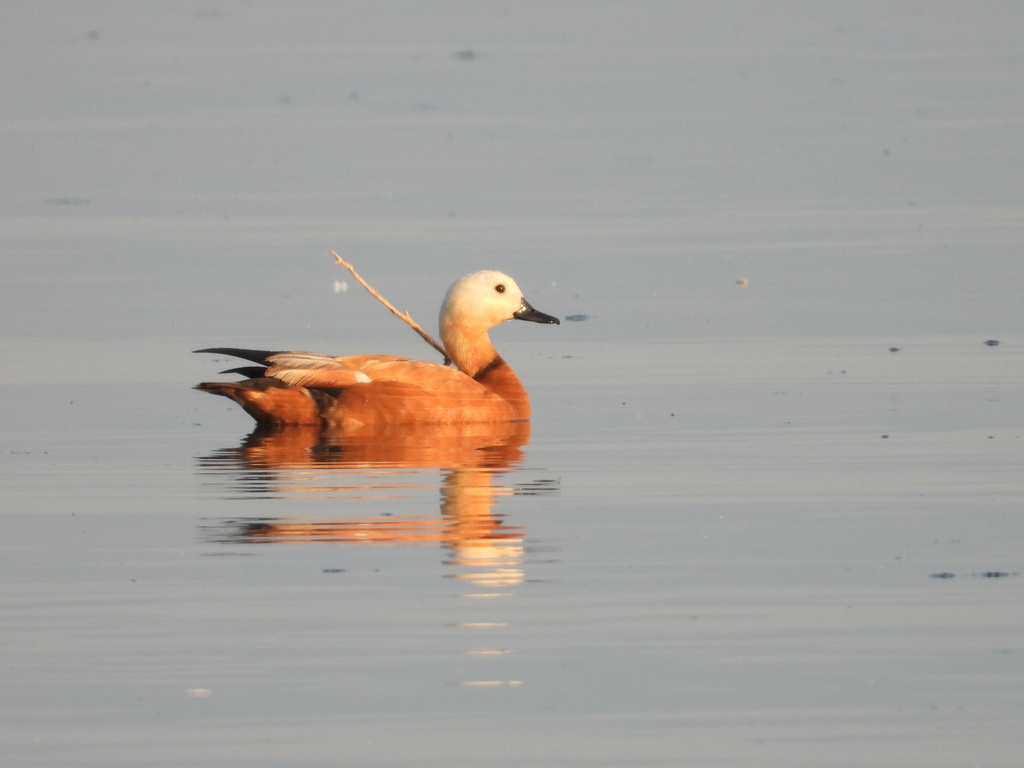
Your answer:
[2,2,1023,766]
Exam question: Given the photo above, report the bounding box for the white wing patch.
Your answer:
[270,368,371,386]
[265,351,347,369]
[263,352,372,387]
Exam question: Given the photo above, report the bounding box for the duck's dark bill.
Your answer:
[514,299,560,325]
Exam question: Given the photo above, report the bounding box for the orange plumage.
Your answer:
[195,271,558,428]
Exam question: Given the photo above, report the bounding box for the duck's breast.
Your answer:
[472,357,531,420]
[323,361,519,427]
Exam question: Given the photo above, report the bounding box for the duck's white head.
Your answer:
[439,270,559,373]
[440,271,559,331]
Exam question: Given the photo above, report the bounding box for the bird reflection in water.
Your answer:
[198,420,557,686]
[198,420,557,589]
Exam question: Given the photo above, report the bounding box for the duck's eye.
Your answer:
[495,283,506,293]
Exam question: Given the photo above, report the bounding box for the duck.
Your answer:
[195,270,559,428]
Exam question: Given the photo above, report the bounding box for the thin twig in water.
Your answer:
[331,251,450,364]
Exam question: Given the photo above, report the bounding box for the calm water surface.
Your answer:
[4,338,1021,766]
[3,3,1024,766]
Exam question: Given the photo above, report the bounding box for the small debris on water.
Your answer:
[333,280,348,293]
[735,278,748,286]
[983,339,1000,346]
[565,314,589,322]
[888,347,900,353]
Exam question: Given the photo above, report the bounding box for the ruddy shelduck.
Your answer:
[195,270,559,428]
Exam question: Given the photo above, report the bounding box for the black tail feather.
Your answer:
[221,365,270,378]
[194,347,284,365]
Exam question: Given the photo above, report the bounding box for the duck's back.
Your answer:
[197,354,524,428]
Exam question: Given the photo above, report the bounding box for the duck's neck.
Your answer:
[442,322,495,378]
[442,323,531,419]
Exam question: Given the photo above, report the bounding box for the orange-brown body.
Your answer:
[195,271,558,428]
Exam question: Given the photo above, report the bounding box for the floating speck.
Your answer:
[931,570,1017,579]
[333,280,348,293]
[565,314,589,322]
[984,339,1000,346]
[736,278,748,286]
[888,347,900,353]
